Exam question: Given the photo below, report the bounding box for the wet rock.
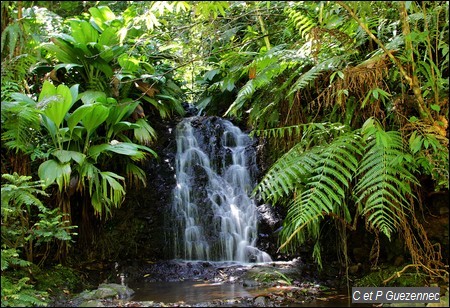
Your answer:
[75,283,135,305]
[257,204,281,228]
[253,296,268,306]
[78,300,105,307]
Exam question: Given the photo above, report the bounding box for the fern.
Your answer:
[288,55,345,96]
[354,119,419,240]
[254,122,353,203]
[1,173,49,218]
[1,98,41,154]
[283,132,361,231]
[287,9,316,40]
[224,47,289,117]
[255,143,318,203]
[255,124,362,264]
[255,117,421,266]
[1,276,48,307]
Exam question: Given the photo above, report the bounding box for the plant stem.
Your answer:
[337,1,434,124]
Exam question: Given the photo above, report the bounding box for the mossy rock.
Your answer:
[76,283,135,301]
[242,265,301,286]
[79,299,105,307]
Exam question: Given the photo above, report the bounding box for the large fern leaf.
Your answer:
[288,56,345,96]
[287,9,316,40]
[1,99,41,154]
[354,119,419,240]
[255,143,319,203]
[224,46,290,117]
[287,132,361,226]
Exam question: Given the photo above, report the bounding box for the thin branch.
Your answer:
[337,1,434,124]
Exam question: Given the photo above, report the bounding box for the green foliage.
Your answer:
[408,123,449,190]
[41,4,186,119]
[288,8,316,40]
[1,173,76,262]
[355,119,419,240]
[255,118,419,267]
[1,173,77,307]
[1,97,41,154]
[1,248,31,271]
[1,275,48,307]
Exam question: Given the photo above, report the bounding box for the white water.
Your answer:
[172,117,271,263]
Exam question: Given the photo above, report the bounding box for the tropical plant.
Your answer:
[254,117,446,279]
[40,5,186,119]
[1,172,76,307]
[1,259,48,307]
[1,173,76,263]
[1,80,157,259]
[189,2,448,279]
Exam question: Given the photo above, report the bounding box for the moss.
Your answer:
[33,264,83,295]
[354,265,428,287]
[243,266,301,286]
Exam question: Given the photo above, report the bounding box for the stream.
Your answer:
[127,281,366,307]
[57,259,376,307]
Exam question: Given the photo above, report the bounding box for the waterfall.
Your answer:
[171,116,272,263]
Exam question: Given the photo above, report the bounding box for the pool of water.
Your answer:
[128,281,372,306]
[129,280,260,304]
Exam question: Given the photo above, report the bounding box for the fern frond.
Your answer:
[254,144,320,203]
[293,132,361,223]
[260,129,362,258]
[288,56,345,96]
[355,119,419,240]
[2,102,40,153]
[224,46,291,117]
[288,9,316,40]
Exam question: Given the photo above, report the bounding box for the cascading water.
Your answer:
[171,116,272,263]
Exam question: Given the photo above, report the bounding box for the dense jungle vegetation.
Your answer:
[1,1,449,306]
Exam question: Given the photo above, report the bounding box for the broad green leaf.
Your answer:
[38,81,75,128]
[430,104,440,112]
[409,132,423,154]
[106,101,139,127]
[70,20,99,47]
[98,27,119,47]
[54,64,83,76]
[78,90,107,105]
[111,121,140,135]
[67,105,93,132]
[69,84,80,105]
[84,103,110,135]
[41,40,78,64]
[89,6,116,31]
[92,59,114,78]
[118,54,140,72]
[38,159,71,191]
[88,142,156,160]
[52,149,85,165]
[88,144,110,161]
